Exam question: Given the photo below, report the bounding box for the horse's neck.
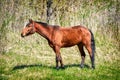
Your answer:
[35,23,52,40]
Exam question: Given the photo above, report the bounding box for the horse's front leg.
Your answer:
[59,55,64,69]
[53,46,64,69]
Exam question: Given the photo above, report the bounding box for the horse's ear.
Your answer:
[29,19,33,23]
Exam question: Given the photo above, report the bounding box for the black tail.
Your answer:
[89,30,95,55]
[89,30,95,69]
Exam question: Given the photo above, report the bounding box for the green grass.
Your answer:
[0,52,119,80]
[0,31,120,80]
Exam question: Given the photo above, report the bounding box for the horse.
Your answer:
[21,19,95,69]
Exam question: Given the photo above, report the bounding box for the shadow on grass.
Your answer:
[12,64,43,70]
[12,64,90,70]
[64,64,90,69]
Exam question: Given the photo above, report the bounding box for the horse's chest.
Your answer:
[48,40,58,48]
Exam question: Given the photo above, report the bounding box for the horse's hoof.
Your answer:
[80,64,84,68]
[61,66,65,69]
[56,67,59,70]
[92,66,95,69]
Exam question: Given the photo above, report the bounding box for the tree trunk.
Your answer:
[46,0,53,23]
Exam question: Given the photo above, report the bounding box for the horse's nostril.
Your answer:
[21,33,24,37]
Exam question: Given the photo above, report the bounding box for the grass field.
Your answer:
[0,0,120,80]
[0,30,120,80]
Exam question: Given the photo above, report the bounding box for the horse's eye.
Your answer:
[26,25,30,27]
[28,29,30,31]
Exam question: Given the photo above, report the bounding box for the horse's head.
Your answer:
[21,19,36,37]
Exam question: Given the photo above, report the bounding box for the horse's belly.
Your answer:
[62,44,76,47]
[61,39,80,47]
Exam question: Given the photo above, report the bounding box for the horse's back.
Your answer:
[58,25,90,47]
[60,25,90,38]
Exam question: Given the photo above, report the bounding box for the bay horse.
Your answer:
[21,19,95,69]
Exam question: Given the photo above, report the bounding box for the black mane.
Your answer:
[35,21,60,29]
[35,21,48,27]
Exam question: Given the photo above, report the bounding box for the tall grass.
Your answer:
[0,13,13,53]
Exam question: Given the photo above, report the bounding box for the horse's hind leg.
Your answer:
[77,44,86,68]
[84,43,95,69]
